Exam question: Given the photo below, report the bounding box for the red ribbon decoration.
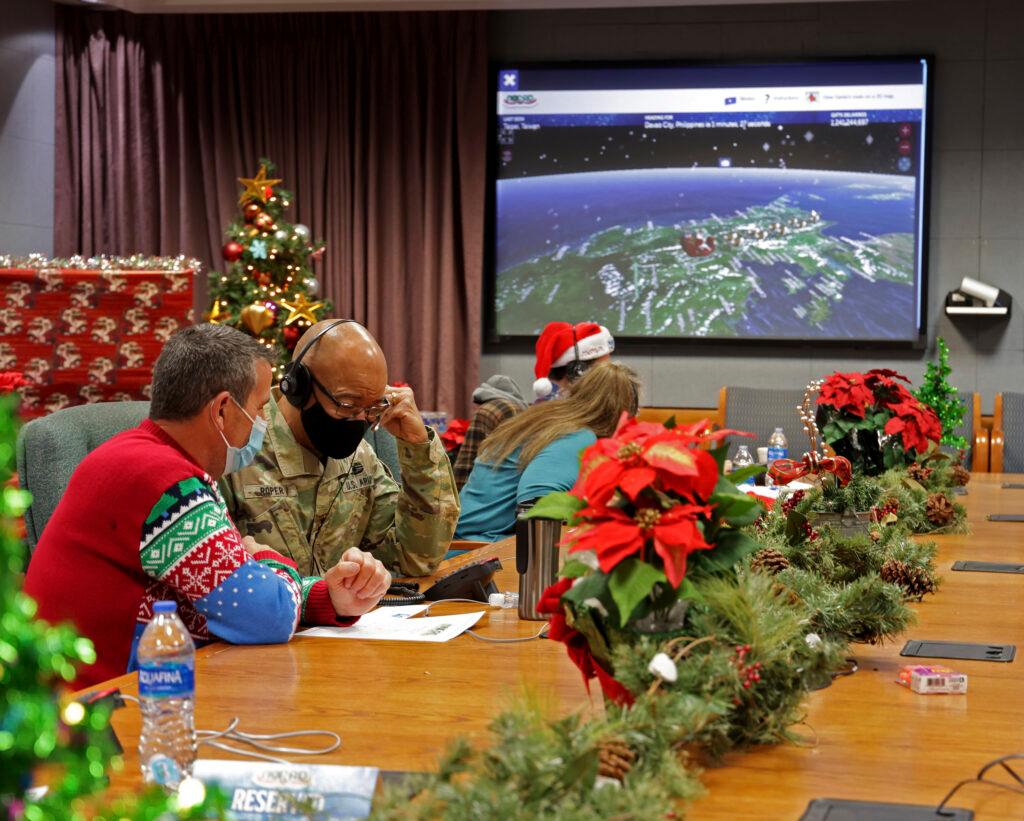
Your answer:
[768,453,853,486]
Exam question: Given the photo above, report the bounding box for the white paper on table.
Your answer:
[357,603,431,623]
[299,610,484,643]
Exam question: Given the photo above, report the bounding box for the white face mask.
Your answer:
[216,397,268,475]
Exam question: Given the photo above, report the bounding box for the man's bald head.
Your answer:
[295,320,388,409]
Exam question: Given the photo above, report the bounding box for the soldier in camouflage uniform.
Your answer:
[221,320,459,578]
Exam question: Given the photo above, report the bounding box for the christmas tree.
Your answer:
[0,376,225,819]
[915,337,967,450]
[207,159,331,377]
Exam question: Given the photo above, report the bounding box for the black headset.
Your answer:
[279,318,355,408]
[564,325,587,381]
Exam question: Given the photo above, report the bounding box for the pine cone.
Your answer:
[880,558,937,599]
[598,738,637,782]
[750,547,791,575]
[771,582,804,607]
[951,464,970,487]
[906,463,933,483]
[926,492,955,526]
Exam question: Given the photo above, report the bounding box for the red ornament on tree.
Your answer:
[255,271,272,286]
[254,212,274,231]
[222,241,244,262]
[283,324,301,350]
[243,203,261,223]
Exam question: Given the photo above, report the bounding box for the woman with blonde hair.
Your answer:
[455,361,641,542]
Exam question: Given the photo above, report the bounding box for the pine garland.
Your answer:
[371,698,705,819]
[750,491,939,643]
[876,468,969,534]
[374,570,845,817]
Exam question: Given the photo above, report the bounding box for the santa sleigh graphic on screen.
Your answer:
[680,234,716,258]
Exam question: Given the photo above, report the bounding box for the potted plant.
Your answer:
[816,369,942,477]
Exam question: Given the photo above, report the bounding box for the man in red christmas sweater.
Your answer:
[25,324,391,688]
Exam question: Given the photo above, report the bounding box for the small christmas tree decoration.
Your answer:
[208,158,331,373]
[880,558,937,599]
[750,547,791,575]
[925,492,955,526]
[915,337,968,449]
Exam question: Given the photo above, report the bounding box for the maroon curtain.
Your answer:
[55,9,486,414]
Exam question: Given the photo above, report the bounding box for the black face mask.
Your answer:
[300,400,368,460]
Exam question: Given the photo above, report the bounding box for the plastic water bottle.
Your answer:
[733,445,755,486]
[138,601,196,790]
[766,428,789,488]
[488,591,519,609]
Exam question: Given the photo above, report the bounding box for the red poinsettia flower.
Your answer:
[865,368,911,390]
[817,371,876,418]
[884,399,942,454]
[566,502,714,588]
[573,414,727,507]
[537,577,634,705]
[440,418,469,452]
[0,371,27,393]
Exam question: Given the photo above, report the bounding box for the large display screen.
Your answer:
[490,59,931,342]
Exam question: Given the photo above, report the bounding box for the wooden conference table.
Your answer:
[86,475,1024,818]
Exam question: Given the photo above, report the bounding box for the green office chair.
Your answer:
[17,401,151,555]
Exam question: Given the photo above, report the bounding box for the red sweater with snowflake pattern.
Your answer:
[25,419,351,689]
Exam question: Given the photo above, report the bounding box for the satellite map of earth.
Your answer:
[494,168,918,340]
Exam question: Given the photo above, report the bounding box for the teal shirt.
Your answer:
[454,429,597,542]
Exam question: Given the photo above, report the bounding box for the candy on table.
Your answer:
[896,664,968,695]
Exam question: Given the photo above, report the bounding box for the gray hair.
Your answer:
[149,324,277,421]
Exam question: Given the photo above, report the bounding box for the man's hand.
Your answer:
[378,384,429,444]
[324,547,391,617]
[241,536,271,555]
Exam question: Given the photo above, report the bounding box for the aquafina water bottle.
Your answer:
[765,427,789,488]
[137,600,196,789]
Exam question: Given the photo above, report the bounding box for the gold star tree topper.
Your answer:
[277,293,325,326]
[237,164,283,204]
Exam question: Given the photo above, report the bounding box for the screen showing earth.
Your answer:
[492,61,929,342]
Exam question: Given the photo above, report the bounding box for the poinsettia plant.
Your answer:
[527,415,764,702]
[816,369,941,476]
[440,418,470,453]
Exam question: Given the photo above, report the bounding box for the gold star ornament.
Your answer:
[277,292,324,325]
[237,164,283,204]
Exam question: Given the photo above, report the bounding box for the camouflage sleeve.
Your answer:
[359,428,460,576]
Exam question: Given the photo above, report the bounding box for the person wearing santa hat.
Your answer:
[455,361,640,543]
[532,321,615,402]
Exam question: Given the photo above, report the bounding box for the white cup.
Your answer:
[757,446,769,464]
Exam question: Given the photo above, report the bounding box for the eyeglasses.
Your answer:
[309,373,389,423]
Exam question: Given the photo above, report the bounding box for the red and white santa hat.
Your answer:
[533,321,615,399]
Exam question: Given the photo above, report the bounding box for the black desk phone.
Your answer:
[381,557,502,606]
